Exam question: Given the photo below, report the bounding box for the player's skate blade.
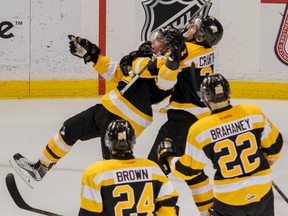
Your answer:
[9,159,35,189]
[13,153,52,181]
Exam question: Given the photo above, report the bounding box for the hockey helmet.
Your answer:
[200,73,230,104]
[193,15,223,47]
[149,26,171,42]
[105,119,136,152]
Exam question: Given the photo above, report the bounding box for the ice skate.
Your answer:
[10,153,52,188]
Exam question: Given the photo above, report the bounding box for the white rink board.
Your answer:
[1,0,287,82]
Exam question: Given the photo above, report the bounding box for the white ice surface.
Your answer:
[0,98,287,215]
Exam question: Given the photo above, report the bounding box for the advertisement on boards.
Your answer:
[275,4,288,65]
[0,0,30,80]
[0,21,15,39]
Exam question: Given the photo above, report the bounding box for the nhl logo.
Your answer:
[141,0,212,41]
[275,4,288,65]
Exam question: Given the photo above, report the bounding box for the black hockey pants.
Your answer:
[59,104,122,159]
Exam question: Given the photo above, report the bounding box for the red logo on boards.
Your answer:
[275,4,288,65]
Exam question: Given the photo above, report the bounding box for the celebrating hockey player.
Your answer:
[79,119,179,216]
[148,15,223,216]
[157,73,283,216]
[10,26,182,184]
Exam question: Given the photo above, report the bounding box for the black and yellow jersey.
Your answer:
[39,55,171,166]
[93,55,125,83]
[94,55,170,137]
[169,104,283,206]
[158,42,214,119]
[79,157,179,216]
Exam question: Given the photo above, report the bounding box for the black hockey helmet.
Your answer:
[200,73,230,104]
[105,119,136,152]
[193,15,223,47]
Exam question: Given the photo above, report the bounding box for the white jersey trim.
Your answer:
[214,173,272,193]
[100,59,118,81]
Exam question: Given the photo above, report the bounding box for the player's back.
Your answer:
[167,42,214,119]
[80,157,178,215]
[185,103,283,205]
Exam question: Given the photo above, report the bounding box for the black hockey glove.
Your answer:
[68,35,101,64]
[157,138,178,175]
[164,28,186,70]
[138,41,153,57]
[164,27,184,49]
[119,41,153,76]
[119,51,138,76]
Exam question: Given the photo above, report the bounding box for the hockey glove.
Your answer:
[138,41,153,57]
[164,27,184,49]
[119,51,138,76]
[157,138,177,175]
[68,35,101,64]
[119,41,153,76]
[164,28,186,70]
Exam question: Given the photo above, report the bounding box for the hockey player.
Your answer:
[79,119,179,216]
[148,15,224,216]
[11,33,173,183]
[157,73,283,216]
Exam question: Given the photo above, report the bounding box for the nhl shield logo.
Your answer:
[275,4,288,65]
[141,0,212,41]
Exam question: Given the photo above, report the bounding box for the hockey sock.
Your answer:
[39,132,72,167]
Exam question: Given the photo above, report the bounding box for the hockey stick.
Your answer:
[272,180,288,204]
[6,173,63,216]
[179,0,212,34]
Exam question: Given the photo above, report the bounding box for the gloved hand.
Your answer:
[164,28,186,69]
[138,41,153,57]
[119,41,153,76]
[119,51,137,76]
[68,35,101,64]
[164,27,184,49]
[157,138,177,175]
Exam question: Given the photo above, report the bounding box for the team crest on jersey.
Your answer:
[275,4,288,65]
[141,0,212,41]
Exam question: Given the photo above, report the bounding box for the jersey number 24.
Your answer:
[113,182,154,216]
